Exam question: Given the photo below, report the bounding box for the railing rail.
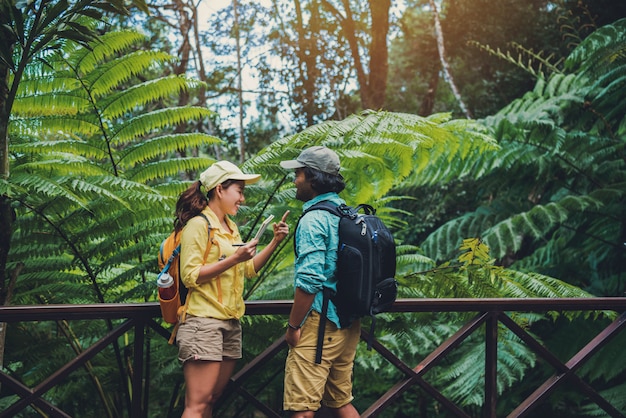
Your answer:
[1,298,625,417]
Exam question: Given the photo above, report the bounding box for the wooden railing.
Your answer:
[1,298,625,417]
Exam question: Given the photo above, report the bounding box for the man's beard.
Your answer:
[296,188,314,202]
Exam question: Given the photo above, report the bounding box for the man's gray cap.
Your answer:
[280,146,340,176]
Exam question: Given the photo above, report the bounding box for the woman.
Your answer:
[174,160,289,418]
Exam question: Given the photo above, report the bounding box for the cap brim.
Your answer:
[280,160,306,169]
[233,174,261,185]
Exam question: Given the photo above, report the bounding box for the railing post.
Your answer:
[132,320,145,417]
[485,312,498,418]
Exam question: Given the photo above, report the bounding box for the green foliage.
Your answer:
[247,110,499,202]
[467,40,564,80]
[7,29,220,308]
[219,82,619,414]
[0,0,145,75]
[3,26,220,416]
[419,19,626,298]
[355,236,612,415]
[391,17,626,416]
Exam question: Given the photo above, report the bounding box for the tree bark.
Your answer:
[429,0,472,119]
[233,0,246,162]
[367,0,390,110]
[322,0,391,111]
[418,69,440,116]
[153,0,215,162]
[293,0,323,127]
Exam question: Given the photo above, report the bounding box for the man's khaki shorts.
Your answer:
[176,316,242,363]
[283,311,361,412]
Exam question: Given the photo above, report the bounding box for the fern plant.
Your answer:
[3,27,221,416]
[239,109,500,299]
[401,18,626,416]
[7,29,221,306]
[3,11,623,417]
[420,18,626,296]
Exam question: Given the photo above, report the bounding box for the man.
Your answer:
[280,146,360,418]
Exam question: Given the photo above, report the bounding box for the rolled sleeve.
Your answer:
[244,259,257,279]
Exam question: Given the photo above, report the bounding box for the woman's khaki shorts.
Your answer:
[283,311,361,412]
[176,316,242,363]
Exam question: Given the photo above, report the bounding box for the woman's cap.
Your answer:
[279,146,340,176]
[200,161,261,192]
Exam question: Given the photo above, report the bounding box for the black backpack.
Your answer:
[299,201,398,363]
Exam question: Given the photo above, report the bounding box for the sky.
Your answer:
[194,0,284,133]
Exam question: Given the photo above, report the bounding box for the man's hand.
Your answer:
[285,326,301,347]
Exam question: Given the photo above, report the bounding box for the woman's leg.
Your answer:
[181,359,237,418]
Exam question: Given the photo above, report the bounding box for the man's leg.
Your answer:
[330,403,359,418]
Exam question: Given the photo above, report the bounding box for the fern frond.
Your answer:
[10,115,101,137]
[249,110,498,204]
[11,139,109,161]
[469,40,563,78]
[85,50,175,97]
[71,30,149,74]
[502,270,594,299]
[102,75,204,119]
[9,173,90,208]
[12,91,90,116]
[118,133,221,169]
[111,107,214,145]
[126,157,216,184]
[565,17,626,74]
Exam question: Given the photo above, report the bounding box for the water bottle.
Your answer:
[157,272,177,301]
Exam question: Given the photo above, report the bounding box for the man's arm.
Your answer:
[285,287,315,347]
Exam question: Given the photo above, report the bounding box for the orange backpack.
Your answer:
[157,214,213,344]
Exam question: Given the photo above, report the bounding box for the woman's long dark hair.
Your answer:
[173,179,240,233]
[174,181,207,233]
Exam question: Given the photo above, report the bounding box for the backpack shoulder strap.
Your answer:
[354,203,376,215]
[303,201,354,218]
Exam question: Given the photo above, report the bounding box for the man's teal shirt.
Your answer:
[294,192,345,328]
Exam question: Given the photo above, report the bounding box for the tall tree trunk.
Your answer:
[367,0,390,110]
[429,0,472,119]
[155,0,216,162]
[323,0,391,111]
[233,0,246,162]
[294,0,322,127]
[335,0,369,108]
[418,69,440,116]
[172,0,193,119]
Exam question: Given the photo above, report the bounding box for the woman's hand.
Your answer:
[233,239,258,261]
[272,210,290,243]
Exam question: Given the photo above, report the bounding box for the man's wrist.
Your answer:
[287,322,301,330]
